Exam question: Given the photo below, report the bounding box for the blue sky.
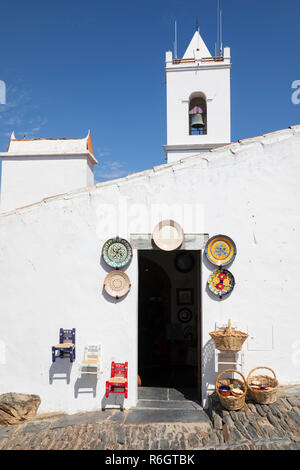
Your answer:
[0,0,299,183]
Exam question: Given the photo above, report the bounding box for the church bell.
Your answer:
[191,112,205,129]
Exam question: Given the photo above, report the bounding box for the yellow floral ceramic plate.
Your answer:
[205,234,237,266]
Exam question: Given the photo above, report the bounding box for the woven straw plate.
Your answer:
[104,271,131,299]
[152,220,184,251]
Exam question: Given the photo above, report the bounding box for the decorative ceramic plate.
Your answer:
[102,237,132,268]
[208,269,235,297]
[177,308,193,324]
[152,220,184,251]
[205,234,237,266]
[174,252,195,273]
[104,271,131,298]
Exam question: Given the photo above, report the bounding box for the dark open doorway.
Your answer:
[138,250,201,398]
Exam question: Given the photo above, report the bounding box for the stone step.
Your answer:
[125,408,211,425]
[136,400,199,410]
[138,387,199,402]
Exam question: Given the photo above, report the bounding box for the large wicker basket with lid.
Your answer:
[209,319,248,351]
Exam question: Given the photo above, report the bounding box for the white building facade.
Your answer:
[0,30,299,415]
[0,131,97,212]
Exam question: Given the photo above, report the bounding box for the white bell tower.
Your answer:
[163,29,231,163]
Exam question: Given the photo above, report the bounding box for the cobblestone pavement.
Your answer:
[0,386,299,450]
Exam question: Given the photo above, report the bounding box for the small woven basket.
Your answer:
[247,366,278,404]
[209,319,248,351]
[215,369,247,411]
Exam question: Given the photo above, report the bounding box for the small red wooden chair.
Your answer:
[105,362,128,399]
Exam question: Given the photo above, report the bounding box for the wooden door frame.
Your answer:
[196,250,202,402]
[137,248,202,397]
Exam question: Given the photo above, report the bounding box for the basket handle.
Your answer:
[247,366,277,383]
[215,368,247,397]
[224,319,232,335]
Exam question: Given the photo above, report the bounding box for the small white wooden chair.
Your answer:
[78,345,101,377]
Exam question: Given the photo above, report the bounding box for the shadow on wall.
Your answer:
[101,393,125,411]
[202,339,217,397]
[74,374,98,398]
[49,359,73,385]
[101,286,130,304]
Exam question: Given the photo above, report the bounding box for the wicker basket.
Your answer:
[209,319,248,351]
[215,369,247,411]
[247,366,278,404]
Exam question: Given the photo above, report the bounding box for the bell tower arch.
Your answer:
[163,29,231,163]
[189,92,207,135]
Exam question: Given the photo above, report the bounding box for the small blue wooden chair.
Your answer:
[52,328,76,363]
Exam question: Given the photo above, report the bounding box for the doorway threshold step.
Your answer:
[138,387,168,400]
[136,400,199,410]
[138,387,199,402]
[125,408,211,425]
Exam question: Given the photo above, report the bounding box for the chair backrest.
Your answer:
[111,361,128,379]
[84,345,101,361]
[60,328,76,344]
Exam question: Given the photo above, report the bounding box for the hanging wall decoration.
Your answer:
[152,219,184,251]
[205,234,237,267]
[102,237,133,269]
[183,326,196,346]
[208,269,235,298]
[174,252,194,273]
[177,308,193,323]
[177,288,194,306]
[104,271,131,299]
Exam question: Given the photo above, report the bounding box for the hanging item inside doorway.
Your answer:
[183,326,196,346]
[152,219,184,251]
[208,269,235,298]
[102,237,133,268]
[174,252,194,273]
[177,288,194,305]
[205,234,237,267]
[104,270,131,299]
[177,308,193,323]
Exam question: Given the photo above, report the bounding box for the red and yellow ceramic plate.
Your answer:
[208,269,235,297]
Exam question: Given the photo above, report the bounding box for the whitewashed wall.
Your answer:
[0,155,94,212]
[0,126,299,414]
